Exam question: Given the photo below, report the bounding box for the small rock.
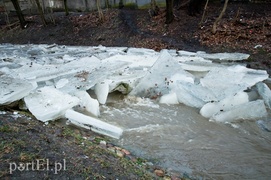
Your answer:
[154,169,165,177]
[106,143,114,148]
[170,175,181,180]
[121,148,131,155]
[99,140,107,148]
[116,150,125,158]
[115,146,122,150]
[125,154,136,162]
[107,147,116,153]
[163,176,171,180]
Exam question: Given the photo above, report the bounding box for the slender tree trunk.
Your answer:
[199,0,209,26]
[3,1,10,25]
[64,0,69,16]
[11,0,27,29]
[119,0,124,9]
[97,0,104,22]
[34,0,47,26]
[165,0,174,24]
[149,0,159,17]
[212,0,229,34]
[105,0,109,9]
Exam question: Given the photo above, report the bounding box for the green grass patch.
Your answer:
[0,125,12,133]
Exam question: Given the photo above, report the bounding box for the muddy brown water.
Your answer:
[96,93,271,179]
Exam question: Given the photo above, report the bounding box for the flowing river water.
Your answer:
[97,92,271,179]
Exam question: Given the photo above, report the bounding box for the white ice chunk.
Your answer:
[106,47,128,54]
[24,87,80,122]
[102,54,157,68]
[179,60,224,72]
[200,91,258,118]
[54,60,130,94]
[55,78,69,89]
[210,100,267,122]
[257,119,271,132]
[108,70,146,94]
[26,47,46,56]
[175,82,215,108]
[256,82,271,109]
[178,50,197,57]
[130,50,193,98]
[14,55,101,82]
[200,65,268,101]
[65,109,123,139]
[166,49,177,56]
[196,51,250,61]
[159,92,179,104]
[169,73,194,88]
[74,91,100,117]
[95,80,110,104]
[174,56,207,63]
[127,47,158,56]
[0,74,37,105]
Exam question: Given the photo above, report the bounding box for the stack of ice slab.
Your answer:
[130,50,270,123]
[0,44,270,138]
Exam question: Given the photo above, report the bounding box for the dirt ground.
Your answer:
[0,1,271,179]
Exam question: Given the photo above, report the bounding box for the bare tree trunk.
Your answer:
[3,2,10,25]
[149,0,159,17]
[97,0,104,22]
[199,0,209,26]
[11,0,27,29]
[119,0,124,9]
[34,0,47,26]
[64,0,69,16]
[212,0,229,34]
[166,0,174,24]
[105,0,109,9]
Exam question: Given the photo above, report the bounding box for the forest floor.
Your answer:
[0,2,270,179]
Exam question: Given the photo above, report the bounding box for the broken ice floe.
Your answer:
[65,109,123,139]
[24,86,80,122]
[0,71,37,105]
[0,44,270,138]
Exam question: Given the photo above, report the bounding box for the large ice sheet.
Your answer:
[200,65,269,101]
[127,47,158,56]
[14,56,101,82]
[175,82,215,108]
[129,50,193,98]
[196,51,250,61]
[52,60,130,94]
[24,87,80,122]
[102,54,157,68]
[256,82,271,109]
[159,92,179,104]
[74,91,100,117]
[0,72,37,105]
[200,91,258,118]
[95,80,110,104]
[210,100,267,122]
[65,109,123,139]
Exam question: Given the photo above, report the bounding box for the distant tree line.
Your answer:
[6,0,269,32]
